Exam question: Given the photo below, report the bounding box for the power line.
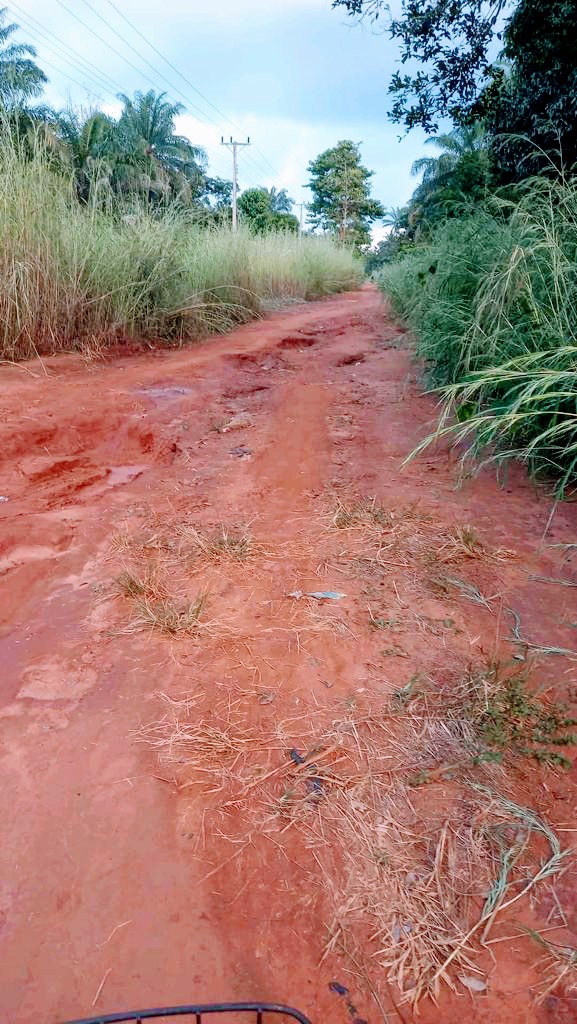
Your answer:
[53,0,183,99]
[9,3,130,100]
[13,0,282,193]
[11,1,232,179]
[47,0,266,184]
[10,2,229,178]
[75,0,218,126]
[102,0,281,180]
[72,0,277,185]
[28,51,106,103]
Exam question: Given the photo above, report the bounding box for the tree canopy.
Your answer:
[307,140,384,246]
[332,1,509,133]
[333,0,577,181]
[238,187,299,233]
[483,0,577,179]
[0,6,47,109]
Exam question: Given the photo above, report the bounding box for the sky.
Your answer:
[13,0,432,241]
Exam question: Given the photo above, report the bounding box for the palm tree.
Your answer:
[411,122,487,183]
[55,108,118,203]
[266,186,293,213]
[117,90,207,200]
[382,206,409,232]
[409,122,492,231]
[0,7,47,109]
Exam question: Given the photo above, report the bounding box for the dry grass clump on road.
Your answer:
[112,521,261,568]
[139,681,568,1007]
[181,524,261,564]
[114,570,209,637]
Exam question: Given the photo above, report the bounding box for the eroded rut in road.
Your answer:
[1,287,576,1024]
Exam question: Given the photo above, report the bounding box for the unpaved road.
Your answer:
[1,286,576,1024]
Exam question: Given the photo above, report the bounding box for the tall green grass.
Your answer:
[0,137,362,360]
[380,178,577,493]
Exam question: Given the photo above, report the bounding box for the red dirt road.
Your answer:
[1,286,576,1024]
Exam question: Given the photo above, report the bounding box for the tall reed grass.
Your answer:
[0,137,362,360]
[380,178,577,493]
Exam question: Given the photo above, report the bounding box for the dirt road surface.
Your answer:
[1,286,576,1024]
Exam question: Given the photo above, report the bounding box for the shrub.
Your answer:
[380,177,577,492]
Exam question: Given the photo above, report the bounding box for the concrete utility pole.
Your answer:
[221,136,251,230]
[298,202,304,235]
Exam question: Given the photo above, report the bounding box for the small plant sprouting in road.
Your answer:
[465,664,577,769]
[401,662,576,786]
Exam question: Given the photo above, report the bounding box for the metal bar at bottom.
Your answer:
[61,1003,312,1024]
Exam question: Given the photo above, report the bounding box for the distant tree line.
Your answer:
[0,6,386,246]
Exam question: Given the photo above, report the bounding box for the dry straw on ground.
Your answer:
[528,930,577,1001]
[109,521,267,638]
[138,677,568,1009]
[324,496,511,611]
[112,521,261,569]
[114,569,209,637]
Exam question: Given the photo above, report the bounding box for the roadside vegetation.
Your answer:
[383,179,577,490]
[342,0,577,494]
[0,136,361,359]
[0,7,366,359]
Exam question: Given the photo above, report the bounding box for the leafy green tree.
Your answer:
[271,211,300,232]
[333,0,577,184]
[196,176,233,224]
[332,1,509,133]
[238,188,274,232]
[202,175,232,211]
[238,187,299,233]
[306,140,384,245]
[204,176,232,206]
[0,6,47,109]
[482,1,577,179]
